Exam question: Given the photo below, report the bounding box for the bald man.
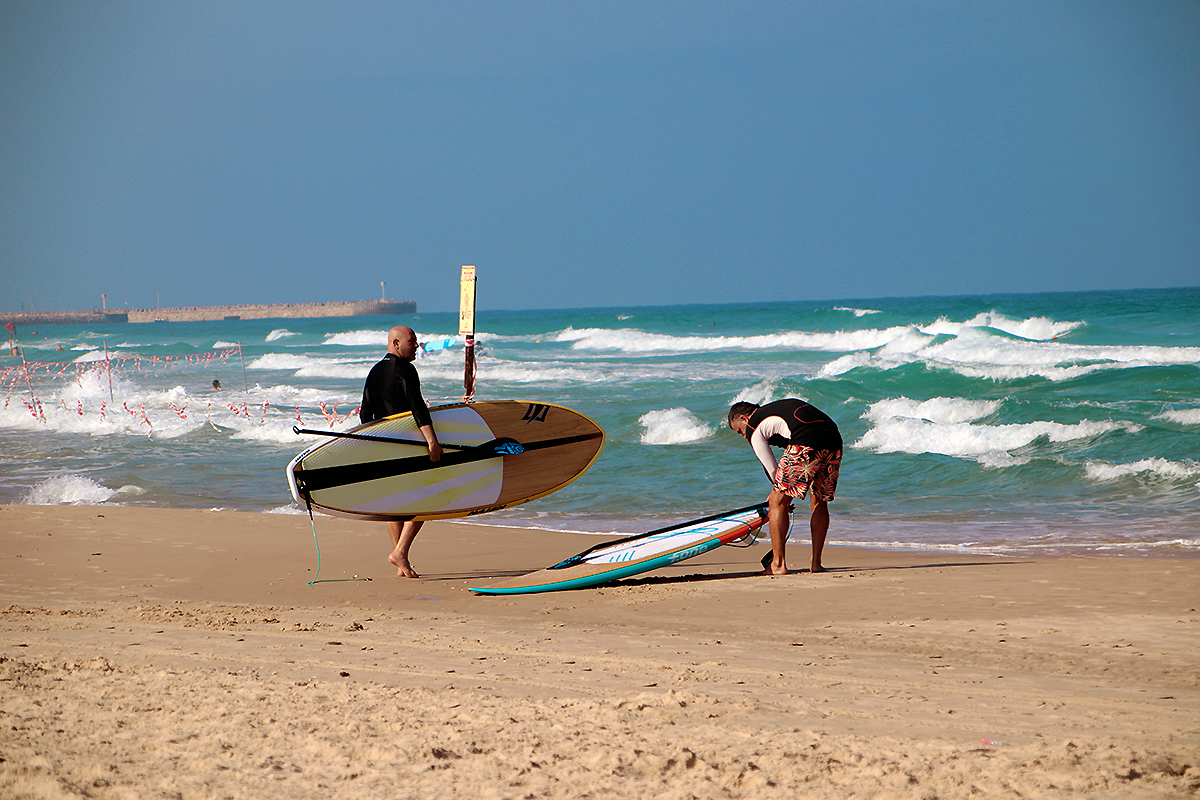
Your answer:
[360,325,443,577]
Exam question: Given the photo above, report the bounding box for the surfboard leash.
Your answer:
[303,498,372,587]
[725,504,770,548]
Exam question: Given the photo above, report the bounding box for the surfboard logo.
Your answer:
[522,403,550,423]
[668,544,708,565]
[493,441,526,455]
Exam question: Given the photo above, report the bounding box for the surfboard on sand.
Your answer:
[470,503,768,595]
[287,400,604,521]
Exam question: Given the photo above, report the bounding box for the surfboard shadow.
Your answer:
[425,569,534,583]
[591,559,1030,590]
[429,558,1029,592]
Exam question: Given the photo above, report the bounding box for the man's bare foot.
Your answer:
[389,553,419,578]
[759,551,789,575]
[810,564,826,574]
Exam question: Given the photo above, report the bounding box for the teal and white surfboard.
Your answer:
[470,504,768,595]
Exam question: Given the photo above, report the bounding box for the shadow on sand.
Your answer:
[425,557,1029,592]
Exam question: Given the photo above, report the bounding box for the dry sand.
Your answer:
[1,504,1197,799]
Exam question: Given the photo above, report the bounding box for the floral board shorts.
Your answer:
[773,445,842,501]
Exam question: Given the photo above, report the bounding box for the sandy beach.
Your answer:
[1,504,1197,799]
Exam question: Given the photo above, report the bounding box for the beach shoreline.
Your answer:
[2,504,1197,798]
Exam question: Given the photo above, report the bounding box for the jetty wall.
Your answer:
[1,299,416,328]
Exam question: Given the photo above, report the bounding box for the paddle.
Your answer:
[293,426,476,451]
[548,502,769,570]
[293,430,603,494]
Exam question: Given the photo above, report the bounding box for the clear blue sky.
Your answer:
[2,1,1196,313]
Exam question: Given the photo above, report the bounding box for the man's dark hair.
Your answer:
[727,401,760,427]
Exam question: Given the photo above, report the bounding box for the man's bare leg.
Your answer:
[809,496,828,573]
[387,520,422,578]
[764,489,791,575]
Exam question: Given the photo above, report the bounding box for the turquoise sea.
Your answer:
[3,286,1198,557]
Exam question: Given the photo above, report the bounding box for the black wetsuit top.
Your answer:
[744,399,842,451]
[359,354,433,428]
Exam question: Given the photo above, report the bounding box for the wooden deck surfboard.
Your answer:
[470,504,768,595]
[287,401,604,521]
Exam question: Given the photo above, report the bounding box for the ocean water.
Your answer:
[3,287,1198,558]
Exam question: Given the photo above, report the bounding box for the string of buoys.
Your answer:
[1,345,361,433]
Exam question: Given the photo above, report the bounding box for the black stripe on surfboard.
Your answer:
[294,431,603,495]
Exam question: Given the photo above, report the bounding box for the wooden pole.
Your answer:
[459,266,477,402]
[104,340,114,403]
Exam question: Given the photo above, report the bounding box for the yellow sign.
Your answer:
[459,265,477,337]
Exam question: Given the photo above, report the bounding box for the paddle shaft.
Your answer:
[293,426,472,451]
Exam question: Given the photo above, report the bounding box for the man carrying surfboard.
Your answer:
[361,325,444,577]
[727,399,842,576]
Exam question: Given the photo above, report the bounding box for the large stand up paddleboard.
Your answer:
[288,400,604,521]
[470,503,768,595]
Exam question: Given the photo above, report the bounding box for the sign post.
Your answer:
[459,266,477,401]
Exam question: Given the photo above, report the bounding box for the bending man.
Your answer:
[728,399,842,575]
[360,325,443,577]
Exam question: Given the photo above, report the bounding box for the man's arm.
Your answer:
[749,426,777,475]
[394,360,439,460]
[419,423,442,463]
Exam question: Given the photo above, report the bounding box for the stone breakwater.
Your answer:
[1,299,416,327]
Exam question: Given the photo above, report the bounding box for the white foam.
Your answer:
[246,353,374,381]
[20,474,144,506]
[857,396,1142,462]
[876,327,937,356]
[818,352,875,377]
[212,341,240,349]
[1156,408,1200,425]
[553,326,906,354]
[322,329,386,347]
[232,417,339,444]
[320,328,459,349]
[731,380,780,407]
[248,353,359,370]
[918,312,1082,341]
[834,307,882,316]
[241,385,357,410]
[266,329,299,342]
[265,503,322,515]
[1084,458,1200,482]
[866,397,1001,425]
[969,312,1080,341]
[1083,537,1200,551]
[542,313,1102,370]
[71,350,131,363]
[457,361,602,385]
[295,363,373,380]
[818,322,1200,382]
[638,408,715,445]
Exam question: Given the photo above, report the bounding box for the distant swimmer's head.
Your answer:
[211,379,221,390]
[387,325,420,362]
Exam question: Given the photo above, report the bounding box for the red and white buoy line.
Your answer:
[1,345,362,433]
